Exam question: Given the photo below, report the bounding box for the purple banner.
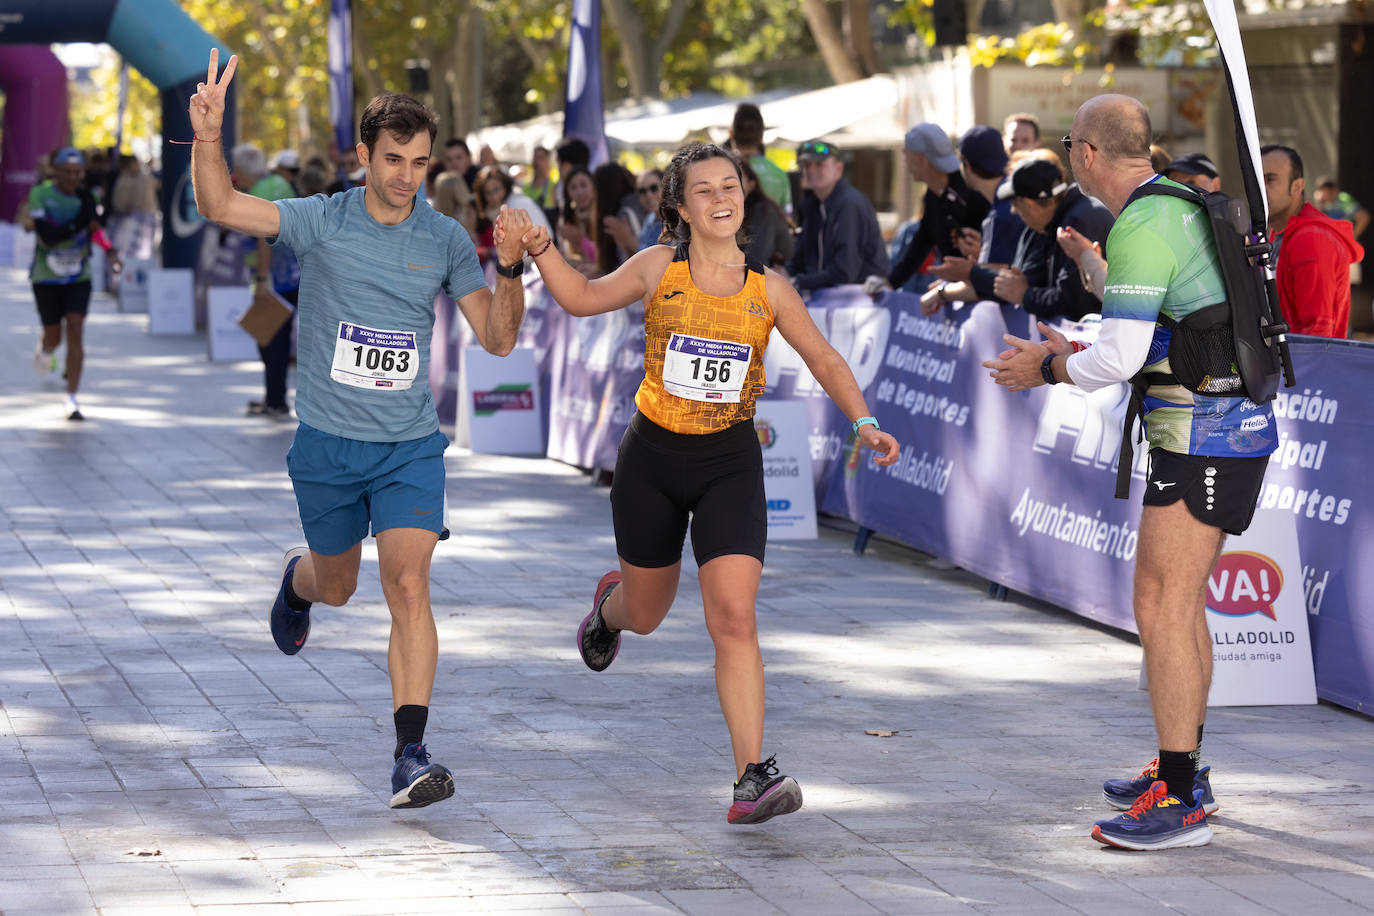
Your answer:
[546,300,643,469]
[563,0,610,167]
[328,0,354,155]
[1259,337,1374,713]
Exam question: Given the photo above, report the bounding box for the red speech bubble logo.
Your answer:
[1207,551,1282,620]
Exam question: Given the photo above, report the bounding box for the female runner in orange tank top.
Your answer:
[501,143,899,825]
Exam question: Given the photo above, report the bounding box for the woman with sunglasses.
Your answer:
[502,142,900,825]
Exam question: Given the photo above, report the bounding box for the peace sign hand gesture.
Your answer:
[189,49,238,142]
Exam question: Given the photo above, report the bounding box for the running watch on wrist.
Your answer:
[1040,353,1060,385]
[852,416,880,435]
[494,258,524,279]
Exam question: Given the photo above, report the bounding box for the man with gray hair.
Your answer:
[983,94,1278,850]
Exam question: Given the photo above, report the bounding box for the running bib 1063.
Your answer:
[330,321,419,390]
[661,333,751,403]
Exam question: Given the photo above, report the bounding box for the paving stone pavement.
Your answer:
[1,267,1372,915]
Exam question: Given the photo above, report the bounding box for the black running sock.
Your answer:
[1194,724,1205,772]
[1158,749,1196,804]
[394,705,429,760]
[284,573,311,613]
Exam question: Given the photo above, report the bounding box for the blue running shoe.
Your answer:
[269,547,311,656]
[1103,757,1218,814]
[1091,780,1212,850]
[390,743,455,809]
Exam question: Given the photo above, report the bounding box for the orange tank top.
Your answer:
[635,245,776,435]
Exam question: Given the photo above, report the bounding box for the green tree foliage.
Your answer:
[179,0,331,154]
[70,56,161,152]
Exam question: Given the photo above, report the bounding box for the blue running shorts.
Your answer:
[286,422,448,556]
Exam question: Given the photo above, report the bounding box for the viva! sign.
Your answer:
[1207,551,1282,620]
[1203,510,1316,706]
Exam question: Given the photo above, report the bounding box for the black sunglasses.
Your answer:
[1061,135,1098,153]
[636,183,660,195]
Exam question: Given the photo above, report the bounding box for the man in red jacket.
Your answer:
[1262,144,1364,337]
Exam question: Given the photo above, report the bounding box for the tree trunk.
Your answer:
[352,18,384,106]
[603,0,693,98]
[846,0,880,78]
[802,0,865,85]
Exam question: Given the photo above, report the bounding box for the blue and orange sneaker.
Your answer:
[1091,780,1212,850]
[577,570,622,672]
[1103,757,1218,814]
[727,755,803,825]
[269,547,311,656]
[389,743,455,809]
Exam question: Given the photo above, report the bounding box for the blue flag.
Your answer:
[328,0,354,154]
[564,0,610,167]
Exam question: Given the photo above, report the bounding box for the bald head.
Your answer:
[1076,94,1152,163]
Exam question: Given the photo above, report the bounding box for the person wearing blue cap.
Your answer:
[868,123,990,296]
[27,146,121,420]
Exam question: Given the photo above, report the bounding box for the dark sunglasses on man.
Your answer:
[636,183,660,195]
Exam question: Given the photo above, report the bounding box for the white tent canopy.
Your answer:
[470,76,902,164]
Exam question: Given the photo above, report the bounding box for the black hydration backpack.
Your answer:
[1112,180,1294,499]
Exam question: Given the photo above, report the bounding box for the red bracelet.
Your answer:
[169,135,223,146]
[530,240,553,258]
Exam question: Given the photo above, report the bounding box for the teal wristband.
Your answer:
[852,416,879,435]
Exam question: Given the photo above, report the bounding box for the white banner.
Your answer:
[147,268,196,336]
[1206,508,1317,706]
[206,286,260,362]
[1203,0,1269,217]
[755,399,818,540]
[118,257,156,314]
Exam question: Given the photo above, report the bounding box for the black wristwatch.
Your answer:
[1040,353,1060,385]
[494,258,524,279]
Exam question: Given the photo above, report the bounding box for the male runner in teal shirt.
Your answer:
[190,50,533,808]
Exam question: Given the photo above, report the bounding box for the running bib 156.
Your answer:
[661,333,751,403]
[330,321,419,390]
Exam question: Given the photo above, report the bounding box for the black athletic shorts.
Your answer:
[610,412,767,569]
[33,282,92,326]
[1142,448,1268,536]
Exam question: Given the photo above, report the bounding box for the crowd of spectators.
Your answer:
[23,97,1366,337]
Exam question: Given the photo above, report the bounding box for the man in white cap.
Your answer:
[874,123,989,294]
[269,149,302,194]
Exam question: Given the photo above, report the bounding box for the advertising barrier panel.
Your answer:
[511,276,1372,715]
[755,399,819,540]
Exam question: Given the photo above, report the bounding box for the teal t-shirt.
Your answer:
[1102,176,1276,458]
[273,187,487,442]
[28,182,92,285]
[751,154,792,214]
